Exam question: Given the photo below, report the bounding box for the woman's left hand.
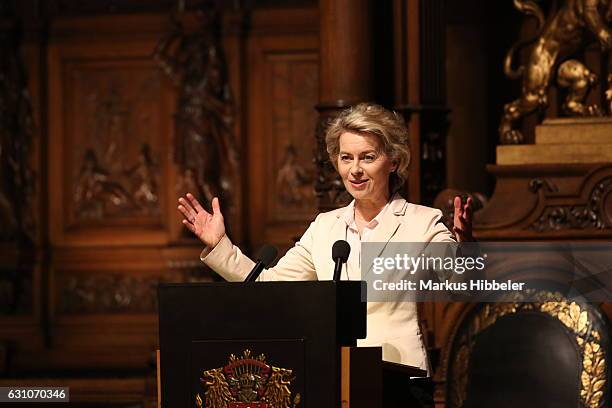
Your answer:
[453,196,474,242]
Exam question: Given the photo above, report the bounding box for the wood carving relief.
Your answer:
[0,19,37,317]
[246,10,319,249]
[276,144,313,207]
[0,264,33,315]
[530,176,612,232]
[47,0,175,16]
[473,164,612,239]
[59,272,160,314]
[269,57,318,218]
[154,6,238,218]
[0,24,35,241]
[69,69,163,222]
[57,263,216,314]
[314,111,351,210]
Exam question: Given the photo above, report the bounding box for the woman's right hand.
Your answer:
[178,193,225,248]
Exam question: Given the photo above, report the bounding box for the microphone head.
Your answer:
[332,240,351,263]
[257,244,278,267]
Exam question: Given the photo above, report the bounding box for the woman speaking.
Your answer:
[178,103,472,372]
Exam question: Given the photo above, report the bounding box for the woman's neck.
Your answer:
[354,194,390,222]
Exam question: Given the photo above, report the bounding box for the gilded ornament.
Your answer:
[448,290,607,408]
[196,349,300,408]
[499,0,612,144]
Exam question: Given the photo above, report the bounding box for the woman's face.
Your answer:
[337,132,396,202]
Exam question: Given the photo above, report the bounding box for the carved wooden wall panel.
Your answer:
[1,4,322,400]
[247,8,319,253]
[27,15,217,375]
[48,40,173,247]
[267,56,318,221]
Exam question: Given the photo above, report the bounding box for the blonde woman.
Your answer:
[178,103,472,372]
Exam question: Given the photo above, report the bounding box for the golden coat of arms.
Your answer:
[195,349,301,408]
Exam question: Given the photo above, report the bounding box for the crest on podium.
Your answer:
[195,349,301,408]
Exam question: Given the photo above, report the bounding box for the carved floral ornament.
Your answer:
[58,266,213,314]
[528,176,612,232]
[448,290,607,408]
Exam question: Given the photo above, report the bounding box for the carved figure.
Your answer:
[0,28,35,240]
[606,73,612,113]
[125,144,159,211]
[276,145,313,206]
[263,367,294,408]
[201,368,233,408]
[500,0,612,144]
[557,59,602,116]
[0,139,18,235]
[104,102,127,173]
[154,7,237,212]
[73,149,132,218]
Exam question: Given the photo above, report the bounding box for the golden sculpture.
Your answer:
[499,0,612,144]
[557,59,602,116]
[199,368,233,408]
[263,367,294,408]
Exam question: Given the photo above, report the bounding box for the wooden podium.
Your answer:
[158,281,427,408]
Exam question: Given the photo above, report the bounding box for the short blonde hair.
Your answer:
[325,103,411,193]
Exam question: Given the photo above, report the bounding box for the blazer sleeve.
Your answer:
[200,216,319,282]
[420,208,483,293]
[424,208,456,243]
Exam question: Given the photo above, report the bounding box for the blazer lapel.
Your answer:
[362,196,407,277]
[318,209,349,281]
[368,195,407,245]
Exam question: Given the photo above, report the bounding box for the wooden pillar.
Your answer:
[393,0,449,205]
[315,0,374,211]
[392,0,449,400]
[318,0,373,105]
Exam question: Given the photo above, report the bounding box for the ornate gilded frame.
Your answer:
[447,290,607,408]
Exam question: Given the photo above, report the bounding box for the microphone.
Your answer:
[244,245,278,282]
[332,240,351,281]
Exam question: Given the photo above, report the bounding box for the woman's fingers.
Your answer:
[453,196,474,224]
[177,194,220,239]
[211,197,222,216]
[453,196,463,222]
[463,197,473,222]
[177,203,194,221]
[182,219,196,233]
[178,197,196,216]
[453,196,475,242]
[186,192,207,214]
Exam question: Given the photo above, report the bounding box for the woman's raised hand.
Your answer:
[453,196,474,242]
[178,193,225,248]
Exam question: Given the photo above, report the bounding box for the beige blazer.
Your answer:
[201,194,454,372]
